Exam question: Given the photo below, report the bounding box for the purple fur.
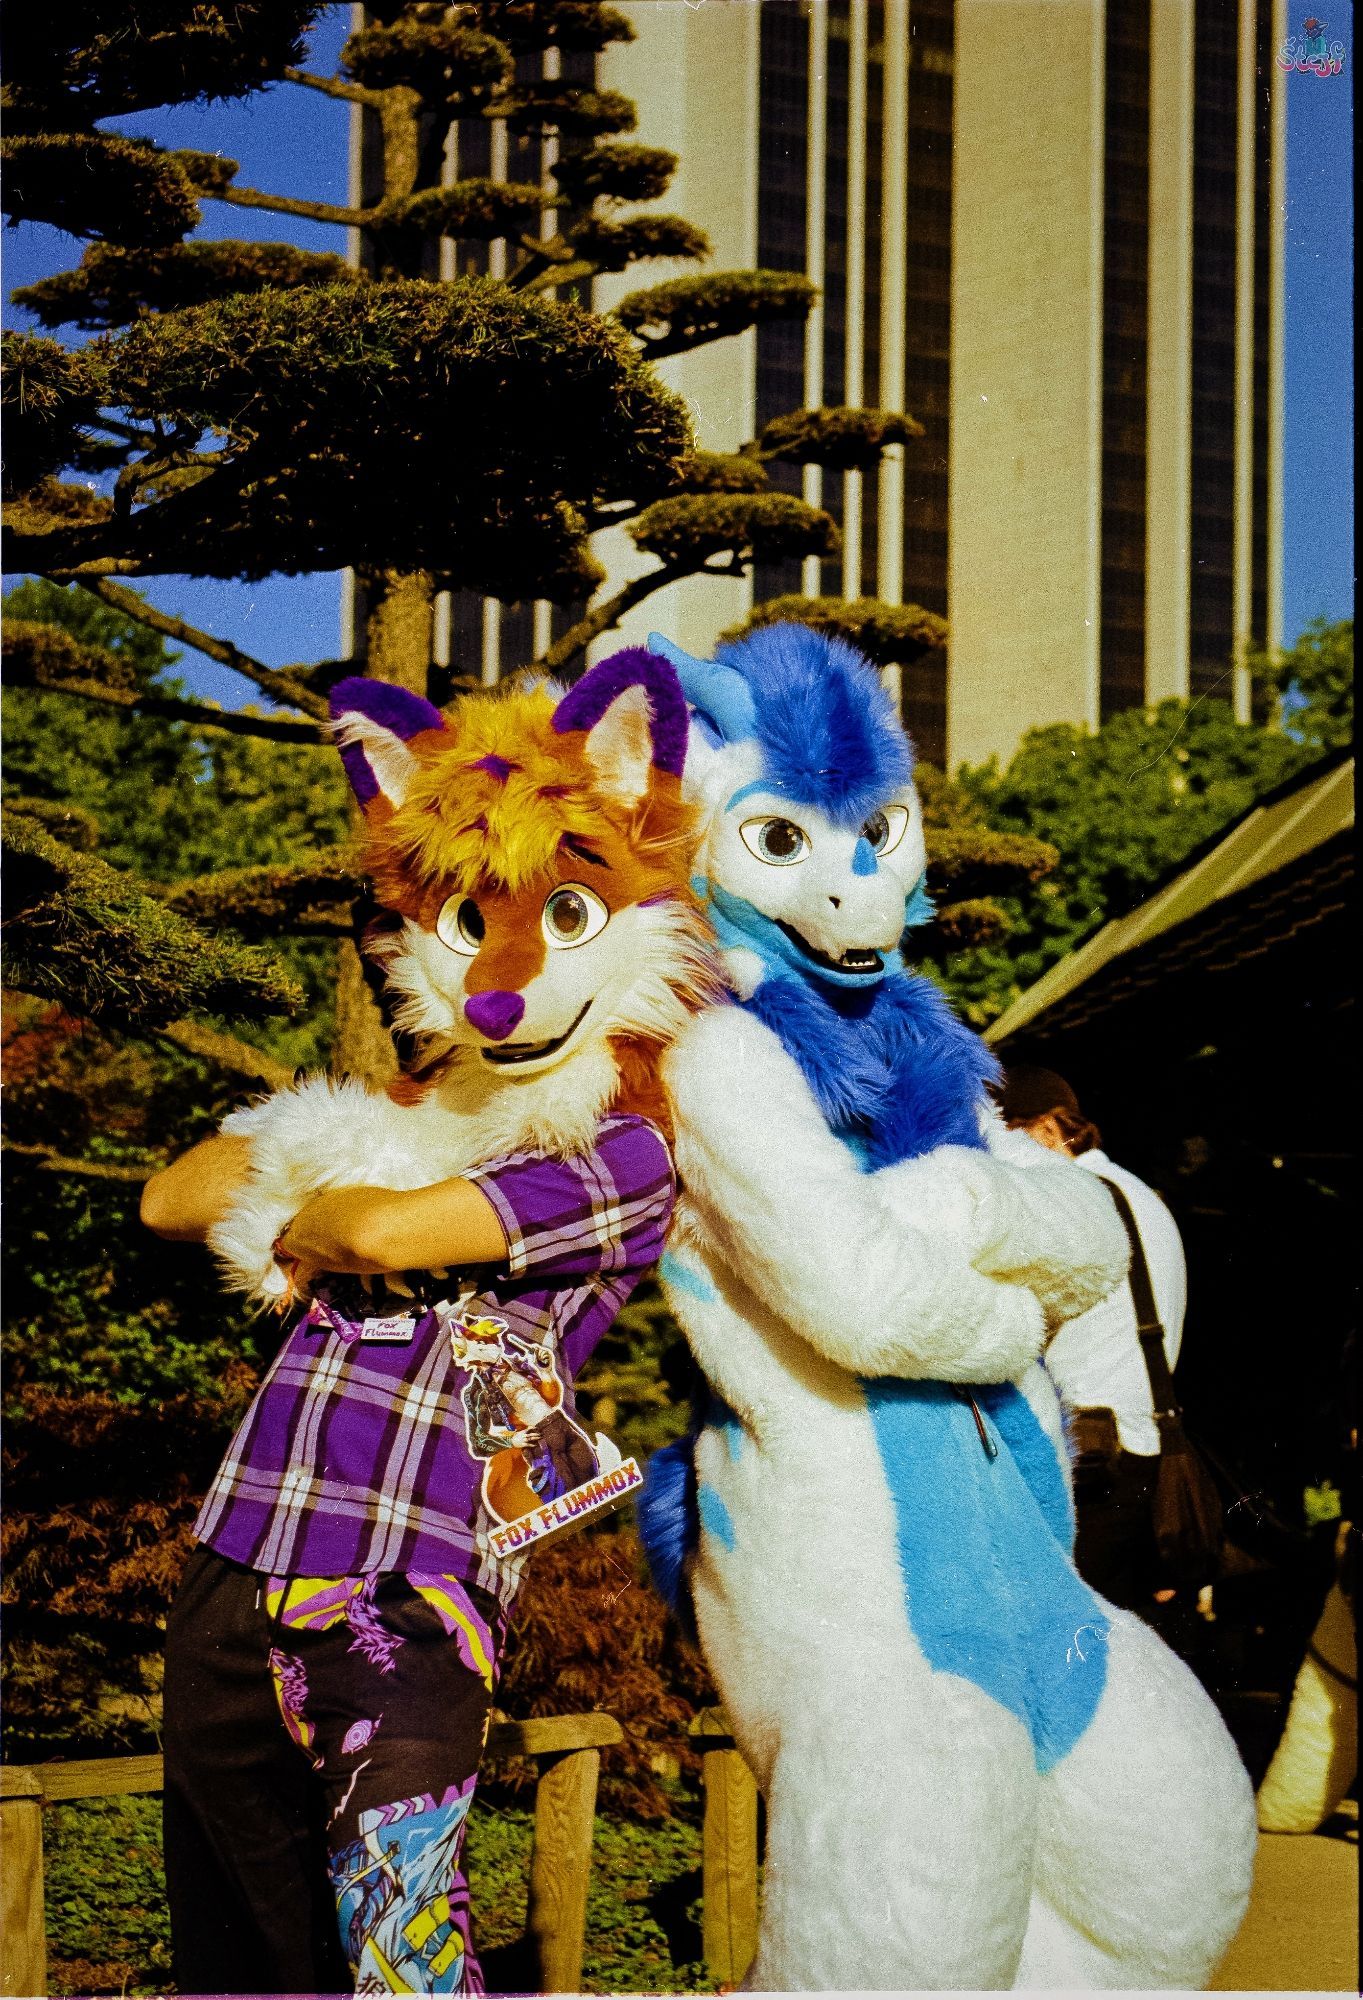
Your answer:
[471,753,515,780]
[328,675,446,805]
[338,740,380,806]
[328,675,445,739]
[552,648,689,778]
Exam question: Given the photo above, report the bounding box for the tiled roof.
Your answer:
[988,756,1354,1045]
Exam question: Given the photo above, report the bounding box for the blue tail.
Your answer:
[638,1434,699,1623]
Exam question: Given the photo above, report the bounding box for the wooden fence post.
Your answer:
[0,1770,47,2000]
[1,1720,623,1999]
[689,1708,759,1989]
[487,1713,621,1995]
[525,1745,602,1994]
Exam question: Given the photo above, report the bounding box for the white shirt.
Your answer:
[1042,1149,1187,1458]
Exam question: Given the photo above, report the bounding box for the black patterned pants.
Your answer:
[163,1545,504,1996]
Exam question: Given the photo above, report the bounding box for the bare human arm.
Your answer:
[140,1133,254,1242]
[276,1177,508,1280]
[142,1132,507,1291]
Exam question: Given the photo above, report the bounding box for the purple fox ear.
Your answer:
[551,647,688,804]
[327,677,447,813]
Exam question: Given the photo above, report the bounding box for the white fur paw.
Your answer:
[206,1185,300,1306]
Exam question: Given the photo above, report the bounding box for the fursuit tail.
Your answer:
[638,1434,699,1631]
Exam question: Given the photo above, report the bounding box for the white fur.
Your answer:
[329,708,432,809]
[661,961,1253,1991]
[209,896,709,1306]
[580,680,656,805]
[666,1003,1063,1383]
[375,895,710,1058]
[686,726,930,972]
[872,1105,1132,1333]
[687,1372,1043,1991]
[1017,1610,1257,1988]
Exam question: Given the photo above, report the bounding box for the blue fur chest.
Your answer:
[741,966,1000,1167]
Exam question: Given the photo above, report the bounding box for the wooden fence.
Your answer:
[0,1710,759,1997]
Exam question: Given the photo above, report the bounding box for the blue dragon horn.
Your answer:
[647,632,757,745]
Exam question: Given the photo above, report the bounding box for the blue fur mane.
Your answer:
[745,965,1000,1166]
[714,624,912,827]
[636,1436,699,1625]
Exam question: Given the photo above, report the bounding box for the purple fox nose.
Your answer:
[464,989,526,1041]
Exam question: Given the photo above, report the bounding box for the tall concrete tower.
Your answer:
[598,0,1287,770]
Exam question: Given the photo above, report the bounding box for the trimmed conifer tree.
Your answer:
[2,0,1058,1105]
[2,0,852,1063]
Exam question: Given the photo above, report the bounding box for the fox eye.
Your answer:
[543,883,609,949]
[739,816,810,865]
[862,805,910,856]
[436,896,485,956]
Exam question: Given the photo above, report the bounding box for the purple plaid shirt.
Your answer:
[194,1115,675,1610]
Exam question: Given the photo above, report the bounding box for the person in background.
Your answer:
[997,1065,1187,1613]
[1255,1514,1357,1832]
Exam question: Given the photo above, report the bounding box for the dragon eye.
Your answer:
[435,896,485,956]
[739,816,810,866]
[863,805,911,856]
[542,883,609,949]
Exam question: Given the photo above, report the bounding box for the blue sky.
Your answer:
[3,4,1354,706]
[1282,0,1354,639]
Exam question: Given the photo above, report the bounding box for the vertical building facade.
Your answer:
[601,0,1286,770]
[350,2,1285,763]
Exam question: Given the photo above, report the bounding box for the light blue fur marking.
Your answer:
[725,779,783,814]
[706,1397,747,1464]
[852,835,879,876]
[698,1482,737,1551]
[659,1251,718,1305]
[864,1378,1109,1772]
[650,633,758,744]
[703,879,888,989]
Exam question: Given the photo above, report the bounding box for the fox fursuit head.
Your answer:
[208,650,716,1306]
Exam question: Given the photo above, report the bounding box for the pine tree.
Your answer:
[2,1,833,686]
[1,578,354,1761]
[2,0,1047,1059]
[0,3,831,1064]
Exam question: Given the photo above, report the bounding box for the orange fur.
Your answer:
[607,1034,679,1144]
[362,682,697,918]
[363,678,717,1129]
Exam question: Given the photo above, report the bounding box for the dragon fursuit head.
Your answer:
[209,650,715,1306]
[648,620,996,1164]
[638,623,1254,1993]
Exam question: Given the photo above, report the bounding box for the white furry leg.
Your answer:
[1017,1610,1256,1991]
[1013,1889,1153,1991]
[748,1680,1039,1993]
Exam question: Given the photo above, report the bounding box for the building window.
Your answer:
[1100,0,1150,718]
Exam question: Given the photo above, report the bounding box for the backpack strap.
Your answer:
[1097,1176,1185,1447]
